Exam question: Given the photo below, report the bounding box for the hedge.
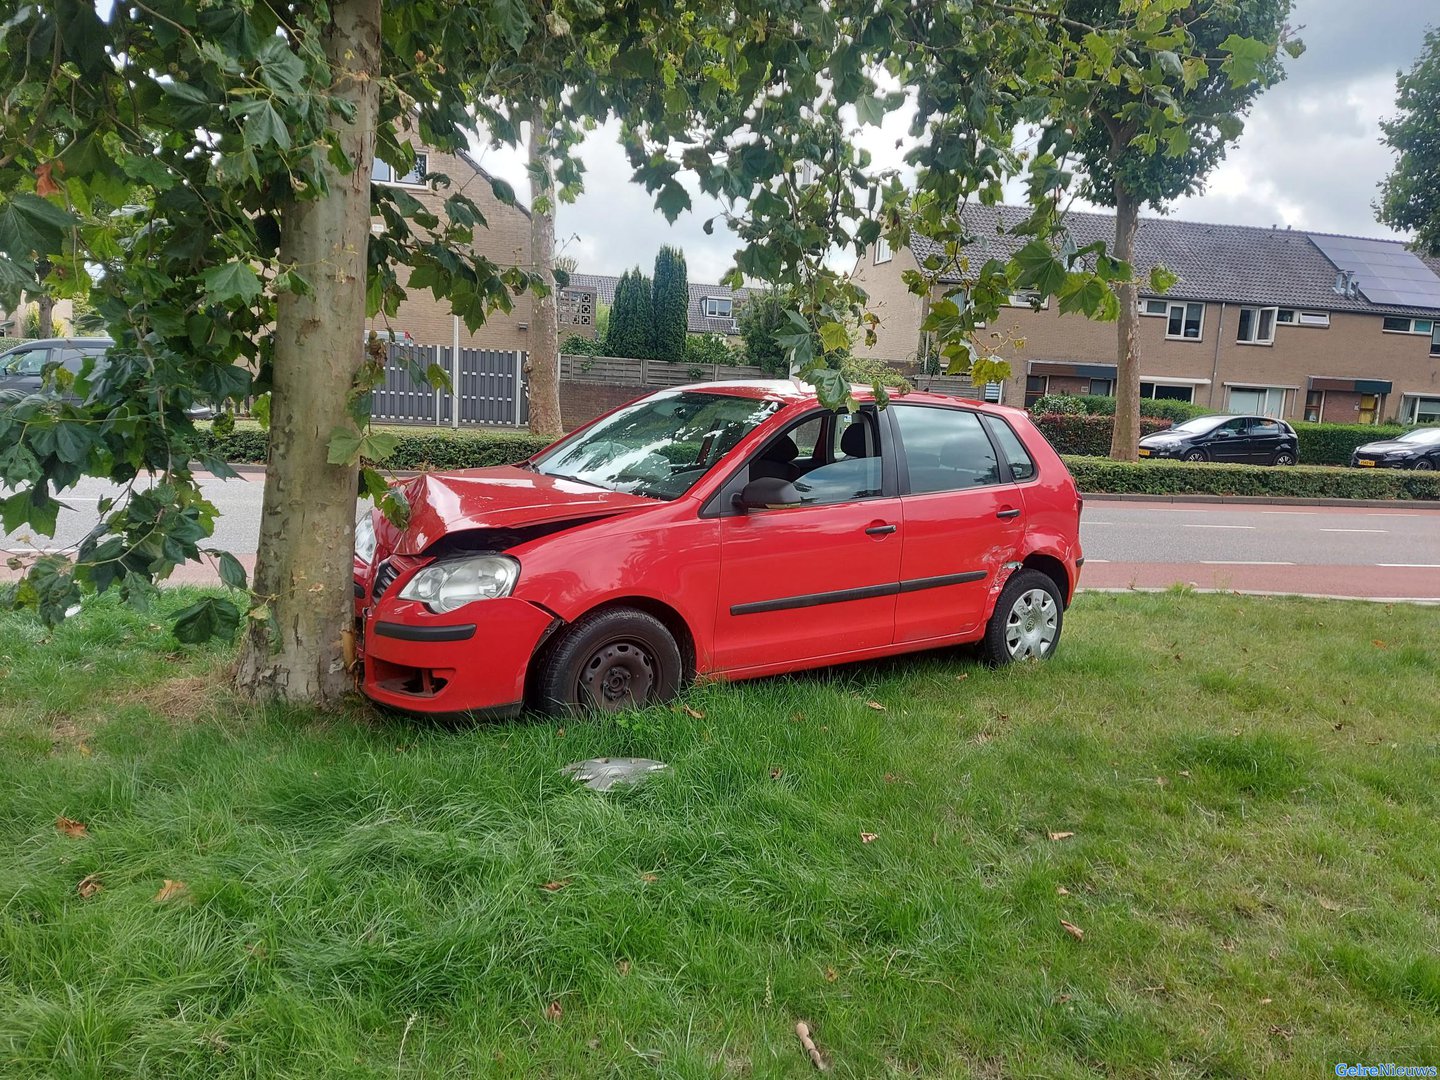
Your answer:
[1030,394,1211,422]
[1063,456,1440,501]
[192,426,556,470]
[1291,421,1409,467]
[1033,413,1172,456]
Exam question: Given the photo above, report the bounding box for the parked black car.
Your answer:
[0,337,113,396]
[1137,414,1300,466]
[1350,427,1440,471]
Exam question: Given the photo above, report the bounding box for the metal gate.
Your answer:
[370,344,529,427]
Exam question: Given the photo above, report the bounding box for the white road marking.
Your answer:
[1181,524,1255,530]
[1260,510,1318,515]
[1376,563,1440,568]
[1320,528,1387,534]
[1082,521,1116,525]
[1084,559,1111,563]
[1200,560,1295,565]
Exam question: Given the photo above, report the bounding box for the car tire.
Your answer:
[534,606,685,715]
[1182,449,1207,463]
[1414,458,1435,472]
[979,569,1064,667]
[1272,451,1297,466]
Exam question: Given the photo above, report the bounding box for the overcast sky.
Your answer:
[472,0,1434,285]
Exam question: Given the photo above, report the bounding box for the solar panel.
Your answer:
[1308,234,1440,309]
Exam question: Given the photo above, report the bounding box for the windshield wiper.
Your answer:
[541,470,611,491]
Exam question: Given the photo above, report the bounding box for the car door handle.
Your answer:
[996,508,1022,520]
[864,524,897,536]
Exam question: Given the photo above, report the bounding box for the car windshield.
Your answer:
[531,390,782,500]
[1169,416,1230,435]
[1398,427,1440,445]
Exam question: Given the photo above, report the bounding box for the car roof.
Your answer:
[676,379,1023,418]
[0,337,113,351]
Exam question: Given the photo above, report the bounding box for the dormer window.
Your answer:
[704,297,733,319]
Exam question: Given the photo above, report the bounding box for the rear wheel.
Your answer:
[1414,458,1436,471]
[535,607,685,715]
[980,569,1064,666]
[1182,448,1207,463]
[1273,451,1297,466]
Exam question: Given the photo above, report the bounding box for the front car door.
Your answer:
[711,407,902,673]
[887,404,1027,642]
[0,345,49,394]
[1204,416,1251,462]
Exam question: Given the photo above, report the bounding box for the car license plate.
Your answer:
[1137,448,1151,457]
[1357,459,1375,467]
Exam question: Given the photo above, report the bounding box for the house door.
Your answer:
[1358,394,1380,425]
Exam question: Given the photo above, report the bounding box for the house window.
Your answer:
[703,297,733,319]
[1006,291,1048,309]
[1298,311,1330,327]
[1304,390,1324,423]
[371,152,428,186]
[1276,309,1296,324]
[1409,396,1440,424]
[1382,315,1435,335]
[1088,378,1113,396]
[1432,323,1440,357]
[1236,306,1277,345]
[874,237,892,265]
[1141,299,1169,316]
[1227,385,1285,416]
[1140,382,1195,403]
[1024,374,1049,409]
[1165,302,1204,340]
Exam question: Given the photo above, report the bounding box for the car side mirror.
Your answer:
[733,476,803,511]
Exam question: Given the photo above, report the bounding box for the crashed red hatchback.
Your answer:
[353,381,1083,716]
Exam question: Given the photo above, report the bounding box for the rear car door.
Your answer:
[888,404,1027,642]
[711,408,902,672]
[1246,417,1285,463]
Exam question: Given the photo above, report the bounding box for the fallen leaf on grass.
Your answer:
[1059,919,1085,941]
[1259,997,1273,1005]
[955,673,968,681]
[541,879,570,892]
[824,967,838,983]
[77,873,102,899]
[682,705,705,720]
[1372,640,1387,649]
[865,700,887,711]
[859,832,878,844]
[616,959,631,976]
[153,879,189,903]
[1056,885,1070,896]
[1178,770,1191,778]
[1048,831,1075,842]
[545,1001,562,1021]
[1318,897,1341,912]
[770,767,783,780]
[56,816,88,838]
[555,727,566,738]
[640,872,658,884]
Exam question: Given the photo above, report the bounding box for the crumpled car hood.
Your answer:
[379,466,656,556]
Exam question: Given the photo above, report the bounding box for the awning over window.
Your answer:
[1307,376,1393,394]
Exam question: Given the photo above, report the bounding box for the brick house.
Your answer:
[367,136,534,352]
[565,273,754,339]
[851,204,1440,425]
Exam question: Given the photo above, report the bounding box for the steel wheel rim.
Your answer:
[579,639,656,710]
[1004,589,1058,660]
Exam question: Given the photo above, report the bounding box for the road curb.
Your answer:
[1082,492,1439,510]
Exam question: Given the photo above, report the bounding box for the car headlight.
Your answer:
[398,554,520,613]
[354,513,377,566]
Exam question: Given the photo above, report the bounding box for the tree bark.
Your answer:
[35,257,54,336]
[234,0,381,705]
[526,107,563,436]
[1109,178,1141,462]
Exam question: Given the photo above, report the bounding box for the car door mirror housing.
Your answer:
[734,476,803,511]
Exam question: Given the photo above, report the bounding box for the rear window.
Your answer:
[982,415,1037,481]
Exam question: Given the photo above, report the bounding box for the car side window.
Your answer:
[1218,418,1247,436]
[982,416,1037,481]
[894,406,1000,493]
[1249,419,1282,437]
[745,409,884,505]
[8,348,48,376]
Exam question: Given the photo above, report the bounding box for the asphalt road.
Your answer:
[3,474,1438,600]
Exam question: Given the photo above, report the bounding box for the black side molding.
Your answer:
[731,571,986,616]
[374,621,477,642]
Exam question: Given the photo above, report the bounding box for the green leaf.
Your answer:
[1219,33,1273,87]
[359,467,389,502]
[327,426,399,466]
[172,596,241,645]
[380,486,410,529]
[252,393,271,430]
[818,321,850,353]
[490,177,517,205]
[201,262,263,305]
[0,193,76,259]
[655,181,692,223]
[855,94,887,127]
[1149,265,1180,294]
[1011,240,1066,297]
[215,550,248,591]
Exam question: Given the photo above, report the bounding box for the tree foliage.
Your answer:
[604,268,654,360]
[1378,25,1440,256]
[651,246,689,363]
[736,291,793,376]
[0,0,1287,701]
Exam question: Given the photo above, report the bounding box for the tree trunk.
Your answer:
[35,258,53,336]
[526,107,563,436]
[234,0,381,705]
[1109,179,1141,462]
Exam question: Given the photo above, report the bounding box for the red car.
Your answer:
[353,381,1084,716]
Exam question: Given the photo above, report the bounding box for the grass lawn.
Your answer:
[1,591,1436,1078]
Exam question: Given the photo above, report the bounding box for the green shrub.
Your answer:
[193,426,556,470]
[1029,394,1210,422]
[1292,421,1408,467]
[560,334,606,356]
[683,332,738,367]
[1033,413,1172,456]
[1063,457,1440,501]
[1030,394,1087,415]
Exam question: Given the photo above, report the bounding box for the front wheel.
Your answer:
[534,606,685,715]
[1182,449,1207,463]
[1414,458,1436,472]
[1273,451,1297,466]
[980,569,1064,666]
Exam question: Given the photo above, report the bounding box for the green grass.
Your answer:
[1,592,1437,1078]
